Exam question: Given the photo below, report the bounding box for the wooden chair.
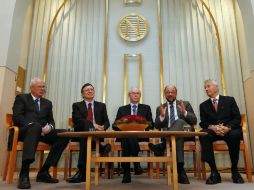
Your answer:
[63,118,110,179]
[111,138,154,178]
[154,135,201,179]
[2,114,57,184]
[201,114,253,182]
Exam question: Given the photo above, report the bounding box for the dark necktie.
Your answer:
[87,103,93,122]
[35,99,40,112]
[213,98,218,112]
[132,105,137,115]
[169,103,175,126]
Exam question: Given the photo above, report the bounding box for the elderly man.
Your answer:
[199,79,244,184]
[66,83,111,183]
[113,87,154,183]
[148,84,197,184]
[12,77,69,189]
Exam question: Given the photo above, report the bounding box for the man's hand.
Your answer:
[177,100,186,114]
[208,124,230,137]
[159,104,167,117]
[94,123,104,131]
[41,124,52,136]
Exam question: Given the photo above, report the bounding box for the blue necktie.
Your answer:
[132,105,137,115]
[35,99,40,112]
[169,103,175,126]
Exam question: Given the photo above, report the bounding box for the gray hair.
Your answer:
[30,77,44,87]
[128,87,141,94]
[204,79,218,86]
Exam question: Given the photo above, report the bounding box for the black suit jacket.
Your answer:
[12,93,55,128]
[72,100,110,131]
[199,95,241,130]
[114,104,154,130]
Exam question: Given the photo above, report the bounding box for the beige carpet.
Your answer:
[1,173,253,190]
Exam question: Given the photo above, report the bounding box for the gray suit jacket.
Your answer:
[155,100,197,130]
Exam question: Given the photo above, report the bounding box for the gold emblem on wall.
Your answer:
[118,13,148,42]
[124,0,142,5]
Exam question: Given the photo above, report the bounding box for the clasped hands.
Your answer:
[41,123,53,136]
[208,124,231,136]
[93,123,104,131]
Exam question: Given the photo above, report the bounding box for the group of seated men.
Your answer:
[10,77,245,189]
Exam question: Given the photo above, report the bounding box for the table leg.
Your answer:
[95,140,99,186]
[86,136,92,190]
[166,138,171,186]
[171,136,178,190]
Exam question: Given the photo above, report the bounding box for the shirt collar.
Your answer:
[31,93,40,101]
[85,100,94,107]
[130,103,139,107]
[167,100,176,106]
[210,94,219,102]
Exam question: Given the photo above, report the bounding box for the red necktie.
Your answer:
[87,103,93,122]
[213,98,218,112]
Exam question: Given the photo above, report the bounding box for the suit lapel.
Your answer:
[207,99,217,113]
[80,101,87,117]
[176,100,181,117]
[137,104,142,116]
[93,101,99,122]
[217,95,224,114]
[28,93,39,113]
[127,104,132,115]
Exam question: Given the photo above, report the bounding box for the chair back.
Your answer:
[241,114,246,131]
[68,118,74,128]
[6,114,13,129]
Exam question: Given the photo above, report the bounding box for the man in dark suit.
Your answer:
[148,84,197,184]
[199,79,244,184]
[113,87,154,183]
[12,77,69,189]
[66,83,111,183]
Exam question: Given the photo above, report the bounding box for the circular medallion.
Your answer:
[118,13,149,42]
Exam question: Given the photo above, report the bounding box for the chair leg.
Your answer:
[193,151,197,177]
[155,162,160,179]
[8,144,18,184]
[39,150,44,170]
[69,151,73,177]
[3,151,10,181]
[52,167,57,179]
[201,161,206,180]
[64,149,70,180]
[242,148,253,182]
[117,151,121,176]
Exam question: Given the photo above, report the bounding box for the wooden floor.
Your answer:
[1,172,254,190]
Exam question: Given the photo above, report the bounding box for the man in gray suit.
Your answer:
[149,84,197,184]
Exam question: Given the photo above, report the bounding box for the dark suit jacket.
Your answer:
[199,95,241,130]
[12,93,55,128]
[72,100,110,131]
[113,104,154,130]
[155,100,197,130]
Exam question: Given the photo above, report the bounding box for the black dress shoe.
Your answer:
[122,173,131,183]
[232,172,244,184]
[18,174,31,189]
[178,169,190,184]
[100,143,111,157]
[134,166,143,175]
[36,170,59,183]
[206,171,221,185]
[66,170,86,183]
[148,143,164,156]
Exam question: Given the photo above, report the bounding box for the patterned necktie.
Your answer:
[169,103,175,126]
[35,99,40,112]
[87,103,93,122]
[213,98,218,112]
[132,105,137,115]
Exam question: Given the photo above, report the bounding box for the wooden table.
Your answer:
[58,131,206,190]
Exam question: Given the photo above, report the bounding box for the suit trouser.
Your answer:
[74,120,105,169]
[199,128,242,170]
[160,119,191,163]
[18,123,69,167]
[121,138,140,173]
